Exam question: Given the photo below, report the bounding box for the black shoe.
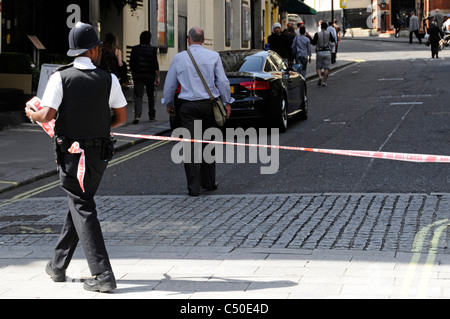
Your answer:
[83,271,117,293]
[46,261,66,282]
[132,118,140,124]
[203,182,219,191]
[188,190,200,197]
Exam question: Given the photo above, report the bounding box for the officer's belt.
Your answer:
[67,137,108,148]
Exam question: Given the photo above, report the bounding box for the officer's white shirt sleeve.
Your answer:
[41,72,63,111]
[40,70,127,111]
[110,74,128,109]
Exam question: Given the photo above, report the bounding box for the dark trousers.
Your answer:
[51,145,112,276]
[134,74,156,118]
[179,99,216,194]
[431,43,440,58]
[410,30,422,44]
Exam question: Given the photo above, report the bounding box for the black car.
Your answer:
[221,49,308,132]
[170,49,308,132]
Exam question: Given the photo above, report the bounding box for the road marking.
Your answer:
[353,104,415,191]
[390,102,424,106]
[0,181,18,186]
[0,180,60,208]
[378,78,404,81]
[401,94,432,98]
[108,140,170,167]
[19,226,53,234]
[0,140,170,208]
[400,219,450,298]
[380,94,432,99]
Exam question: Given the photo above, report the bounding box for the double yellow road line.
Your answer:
[400,219,450,298]
[0,140,170,208]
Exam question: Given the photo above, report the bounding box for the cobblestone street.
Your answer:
[1,193,448,254]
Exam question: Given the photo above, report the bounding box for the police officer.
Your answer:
[25,22,127,292]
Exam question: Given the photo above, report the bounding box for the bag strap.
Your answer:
[187,49,215,101]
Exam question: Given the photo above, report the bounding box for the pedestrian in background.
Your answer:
[311,22,335,87]
[100,33,124,82]
[130,31,160,124]
[394,15,404,38]
[409,12,422,44]
[427,20,444,58]
[327,21,338,64]
[163,27,232,197]
[268,23,293,65]
[333,19,341,60]
[292,26,311,78]
[432,9,444,29]
[25,22,127,293]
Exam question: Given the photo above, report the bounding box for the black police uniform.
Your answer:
[51,65,115,276]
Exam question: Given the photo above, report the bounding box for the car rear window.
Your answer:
[221,53,264,72]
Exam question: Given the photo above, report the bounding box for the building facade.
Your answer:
[0,0,280,74]
[366,0,448,32]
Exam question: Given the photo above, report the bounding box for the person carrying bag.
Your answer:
[163,27,233,196]
[187,49,228,127]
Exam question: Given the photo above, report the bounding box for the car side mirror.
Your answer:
[291,64,303,73]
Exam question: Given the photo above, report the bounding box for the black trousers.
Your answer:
[51,145,112,276]
[134,74,156,118]
[410,30,422,44]
[179,99,217,194]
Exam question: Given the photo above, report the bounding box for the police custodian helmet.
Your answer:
[67,22,103,57]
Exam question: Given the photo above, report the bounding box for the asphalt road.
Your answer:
[1,39,449,198]
[96,39,449,195]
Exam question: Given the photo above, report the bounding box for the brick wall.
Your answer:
[430,0,449,14]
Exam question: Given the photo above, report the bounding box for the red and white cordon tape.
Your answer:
[67,142,86,193]
[26,96,449,193]
[112,132,450,164]
[26,97,55,138]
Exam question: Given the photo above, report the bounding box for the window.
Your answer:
[269,53,287,71]
[155,0,174,50]
[225,0,233,47]
[264,59,276,72]
[241,1,251,47]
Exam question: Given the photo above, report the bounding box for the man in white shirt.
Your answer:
[442,15,450,32]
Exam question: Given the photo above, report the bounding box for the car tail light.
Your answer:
[240,80,270,91]
[175,84,181,94]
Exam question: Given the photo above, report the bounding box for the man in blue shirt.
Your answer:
[292,26,311,77]
[163,27,232,196]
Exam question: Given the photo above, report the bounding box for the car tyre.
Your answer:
[299,85,308,120]
[277,95,288,133]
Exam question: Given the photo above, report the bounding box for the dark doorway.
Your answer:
[391,0,416,28]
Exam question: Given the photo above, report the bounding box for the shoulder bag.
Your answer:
[187,49,227,127]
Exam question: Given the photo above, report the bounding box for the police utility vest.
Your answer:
[55,66,112,140]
